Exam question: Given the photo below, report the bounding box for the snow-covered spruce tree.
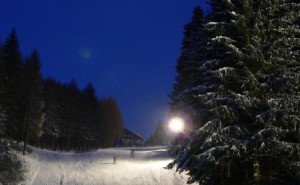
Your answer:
[248,0,300,183]
[170,6,207,126]
[168,0,287,184]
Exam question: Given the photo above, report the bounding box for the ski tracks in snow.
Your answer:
[28,152,40,185]
[20,147,195,185]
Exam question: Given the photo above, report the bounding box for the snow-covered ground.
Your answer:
[16,146,195,185]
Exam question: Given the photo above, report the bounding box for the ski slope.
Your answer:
[17,146,195,185]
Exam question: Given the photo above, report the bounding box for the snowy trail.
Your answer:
[18,146,195,185]
[28,153,40,185]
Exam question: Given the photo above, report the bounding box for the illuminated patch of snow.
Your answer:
[230,11,237,16]
[17,146,195,185]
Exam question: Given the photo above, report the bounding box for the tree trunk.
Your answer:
[253,158,260,184]
[244,161,249,183]
[22,111,29,155]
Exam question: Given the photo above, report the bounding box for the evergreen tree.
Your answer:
[22,50,45,154]
[170,7,207,127]
[248,0,300,183]
[42,78,60,150]
[43,79,77,151]
[145,121,168,146]
[169,0,299,184]
[170,0,265,183]
[145,135,154,146]
[59,81,79,151]
[80,83,99,150]
[0,44,6,138]
[0,43,5,102]
[0,106,5,137]
[0,28,126,153]
[41,78,125,151]
[98,97,124,147]
[3,28,26,143]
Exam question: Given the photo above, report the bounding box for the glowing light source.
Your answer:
[168,117,184,133]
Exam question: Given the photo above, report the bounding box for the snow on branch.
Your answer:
[259,140,300,158]
[212,36,243,57]
[218,67,236,79]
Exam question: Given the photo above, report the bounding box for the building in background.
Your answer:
[120,128,143,147]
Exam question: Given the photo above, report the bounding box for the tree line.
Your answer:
[145,120,170,146]
[0,28,124,154]
[169,0,299,185]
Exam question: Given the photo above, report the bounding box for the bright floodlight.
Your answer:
[168,117,184,132]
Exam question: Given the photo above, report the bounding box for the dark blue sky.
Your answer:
[1,0,209,138]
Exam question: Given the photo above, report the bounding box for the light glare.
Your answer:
[168,117,184,132]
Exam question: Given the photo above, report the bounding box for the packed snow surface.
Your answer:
[17,146,195,185]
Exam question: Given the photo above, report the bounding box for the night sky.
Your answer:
[1,0,209,138]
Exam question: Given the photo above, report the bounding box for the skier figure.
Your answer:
[130,149,135,158]
[113,155,117,164]
[60,175,64,185]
